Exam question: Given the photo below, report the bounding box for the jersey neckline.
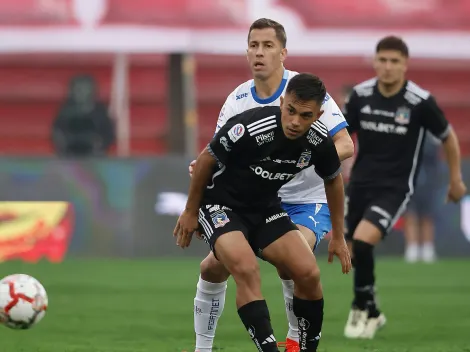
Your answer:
[250,69,289,104]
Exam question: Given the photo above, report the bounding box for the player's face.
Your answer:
[280,94,324,140]
[374,50,408,86]
[247,28,287,80]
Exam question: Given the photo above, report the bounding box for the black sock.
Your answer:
[352,239,380,316]
[293,296,323,351]
[238,300,279,352]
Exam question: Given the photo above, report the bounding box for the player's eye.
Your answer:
[288,108,295,115]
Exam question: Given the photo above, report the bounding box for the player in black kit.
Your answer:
[174,73,351,352]
[342,36,468,339]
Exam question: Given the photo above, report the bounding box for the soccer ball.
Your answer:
[0,274,48,329]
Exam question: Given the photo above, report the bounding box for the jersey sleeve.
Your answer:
[208,116,248,166]
[214,90,239,133]
[311,133,342,181]
[419,96,451,141]
[342,89,360,133]
[319,94,348,137]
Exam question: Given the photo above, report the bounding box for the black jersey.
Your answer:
[204,106,341,209]
[344,78,450,192]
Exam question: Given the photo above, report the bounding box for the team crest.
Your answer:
[395,106,411,125]
[211,211,230,228]
[296,151,311,169]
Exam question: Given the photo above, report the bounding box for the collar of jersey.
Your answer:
[250,69,289,104]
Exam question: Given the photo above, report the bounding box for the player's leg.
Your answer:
[198,206,279,351]
[277,203,330,350]
[343,188,370,338]
[403,209,420,263]
[194,252,230,352]
[257,208,325,351]
[348,192,407,339]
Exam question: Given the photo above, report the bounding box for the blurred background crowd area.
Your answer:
[0,0,469,158]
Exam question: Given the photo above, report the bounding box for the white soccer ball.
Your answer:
[0,274,48,329]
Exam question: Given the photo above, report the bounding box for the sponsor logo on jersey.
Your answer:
[255,131,274,146]
[360,121,408,135]
[227,123,245,142]
[296,151,311,168]
[307,129,323,146]
[236,92,248,100]
[395,106,411,125]
[266,212,288,223]
[211,211,230,228]
[250,166,296,181]
[273,159,296,164]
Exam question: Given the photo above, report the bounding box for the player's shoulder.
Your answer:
[403,80,433,106]
[306,120,330,147]
[226,80,253,102]
[352,77,377,97]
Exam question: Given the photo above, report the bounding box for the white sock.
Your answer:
[421,242,436,262]
[281,279,299,342]
[194,276,227,352]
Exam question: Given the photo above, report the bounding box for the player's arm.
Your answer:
[342,89,360,135]
[320,96,354,161]
[312,135,343,240]
[420,96,467,202]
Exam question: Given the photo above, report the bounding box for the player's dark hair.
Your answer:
[248,18,287,48]
[376,36,409,57]
[285,73,327,106]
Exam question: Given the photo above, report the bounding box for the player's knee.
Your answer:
[200,254,230,283]
[291,263,321,288]
[230,259,260,286]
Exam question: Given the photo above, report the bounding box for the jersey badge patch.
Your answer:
[296,150,311,169]
[211,211,230,228]
[228,124,245,143]
[395,106,411,125]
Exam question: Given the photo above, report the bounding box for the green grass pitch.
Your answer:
[0,258,469,352]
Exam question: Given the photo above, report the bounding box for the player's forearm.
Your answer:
[324,174,345,240]
[185,148,217,215]
[442,128,463,182]
[332,131,354,161]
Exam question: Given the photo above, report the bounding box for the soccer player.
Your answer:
[189,18,353,352]
[342,36,468,339]
[174,73,352,352]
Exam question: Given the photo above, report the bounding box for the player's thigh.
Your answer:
[356,190,408,245]
[253,206,318,279]
[198,204,248,260]
[281,202,331,250]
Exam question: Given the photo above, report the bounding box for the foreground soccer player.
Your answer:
[189,18,353,352]
[342,36,468,339]
[174,74,351,352]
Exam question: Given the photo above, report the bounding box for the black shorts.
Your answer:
[344,186,409,240]
[198,203,298,259]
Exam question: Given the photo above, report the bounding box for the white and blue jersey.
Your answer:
[215,69,348,247]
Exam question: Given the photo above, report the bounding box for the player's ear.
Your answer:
[280,48,287,63]
[314,110,324,122]
[280,96,284,109]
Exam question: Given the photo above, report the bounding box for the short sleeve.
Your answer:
[208,118,247,166]
[342,90,360,133]
[312,134,342,180]
[419,96,450,141]
[319,94,349,137]
[214,91,238,133]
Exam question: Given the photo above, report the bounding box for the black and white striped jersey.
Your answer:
[344,78,450,192]
[204,106,341,209]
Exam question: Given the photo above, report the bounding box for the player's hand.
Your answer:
[447,178,467,203]
[327,236,352,274]
[173,209,199,248]
[188,160,196,178]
